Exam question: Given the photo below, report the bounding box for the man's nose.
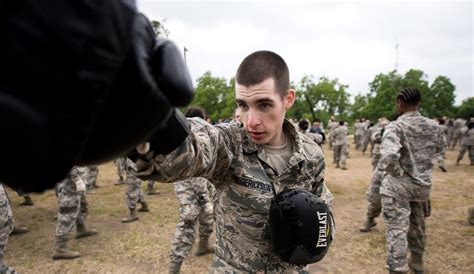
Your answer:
[247,109,261,128]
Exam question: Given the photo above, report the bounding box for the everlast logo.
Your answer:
[316,211,328,248]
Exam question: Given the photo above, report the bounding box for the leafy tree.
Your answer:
[456,97,474,119]
[428,76,456,117]
[190,71,235,122]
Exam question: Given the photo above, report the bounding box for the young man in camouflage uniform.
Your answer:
[53,167,98,260]
[378,87,444,274]
[168,107,215,274]
[133,51,333,273]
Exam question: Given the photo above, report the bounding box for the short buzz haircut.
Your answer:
[397,87,421,106]
[235,50,290,98]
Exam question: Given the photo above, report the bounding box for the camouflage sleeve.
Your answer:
[377,123,402,176]
[132,118,235,184]
[310,147,333,207]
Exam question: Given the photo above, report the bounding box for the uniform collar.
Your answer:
[242,119,306,170]
[400,111,421,118]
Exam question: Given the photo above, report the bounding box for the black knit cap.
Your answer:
[397,87,421,104]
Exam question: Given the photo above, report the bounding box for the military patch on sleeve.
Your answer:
[233,175,272,192]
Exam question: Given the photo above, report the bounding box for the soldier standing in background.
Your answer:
[53,167,98,260]
[437,118,448,172]
[378,87,444,274]
[114,157,127,185]
[328,116,338,150]
[333,121,348,170]
[121,159,149,223]
[456,118,474,166]
[451,117,467,150]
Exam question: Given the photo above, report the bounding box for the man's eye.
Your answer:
[260,103,272,110]
[237,103,248,110]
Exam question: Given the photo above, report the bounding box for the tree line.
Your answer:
[189,69,473,123]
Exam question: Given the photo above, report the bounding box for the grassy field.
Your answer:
[4,143,474,273]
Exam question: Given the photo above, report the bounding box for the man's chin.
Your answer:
[249,136,267,145]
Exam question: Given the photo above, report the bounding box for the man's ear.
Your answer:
[285,89,295,110]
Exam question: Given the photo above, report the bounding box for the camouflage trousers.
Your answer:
[0,185,14,272]
[56,178,88,242]
[451,129,462,149]
[125,173,145,209]
[114,157,127,182]
[170,178,214,264]
[437,146,447,167]
[457,145,474,164]
[365,170,383,218]
[355,134,363,150]
[382,195,429,272]
[333,144,348,168]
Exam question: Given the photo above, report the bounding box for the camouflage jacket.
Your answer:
[134,118,333,273]
[333,126,348,146]
[461,126,474,146]
[378,111,444,201]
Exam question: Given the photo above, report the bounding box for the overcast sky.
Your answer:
[138,0,472,105]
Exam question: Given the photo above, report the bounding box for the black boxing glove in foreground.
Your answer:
[75,14,193,165]
[269,188,334,266]
[0,0,136,192]
[0,1,193,192]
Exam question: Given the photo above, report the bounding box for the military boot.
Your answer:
[195,237,215,256]
[456,158,461,165]
[137,201,150,212]
[468,207,474,225]
[168,261,182,274]
[146,183,161,195]
[408,252,424,274]
[359,217,377,232]
[19,195,34,206]
[10,226,29,235]
[122,208,139,223]
[75,223,98,239]
[52,238,81,260]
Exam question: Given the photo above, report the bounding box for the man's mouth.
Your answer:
[249,131,265,140]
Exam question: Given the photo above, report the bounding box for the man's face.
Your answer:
[235,77,294,146]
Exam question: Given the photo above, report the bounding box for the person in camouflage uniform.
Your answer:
[327,116,338,150]
[354,119,365,151]
[122,158,149,223]
[378,87,444,274]
[436,118,448,172]
[456,118,474,166]
[169,177,215,273]
[168,107,215,274]
[114,157,127,185]
[360,118,388,232]
[133,51,333,273]
[80,165,99,190]
[451,118,466,150]
[333,121,348,170]
[53,167,98,260]
[0,184,16,273]
[298,119,323,146]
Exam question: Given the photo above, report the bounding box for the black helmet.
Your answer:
[269,188,334,266]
